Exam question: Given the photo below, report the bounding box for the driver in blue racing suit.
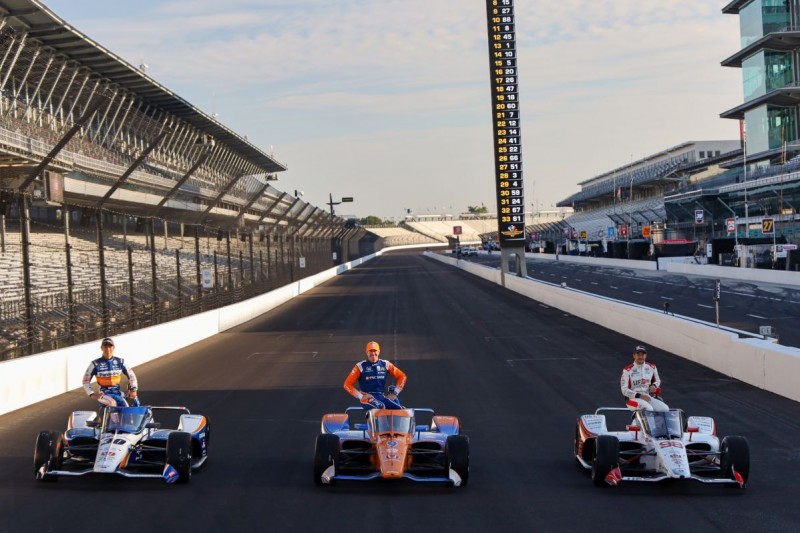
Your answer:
[343,341,407,410]
[82,337,139,408]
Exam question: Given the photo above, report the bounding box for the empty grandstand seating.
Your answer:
[364,226,439,247]
[404,219,490,244]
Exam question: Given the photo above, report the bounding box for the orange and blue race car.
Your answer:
[313,406,469,487]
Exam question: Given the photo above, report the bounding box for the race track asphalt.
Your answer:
[1,251,799,533]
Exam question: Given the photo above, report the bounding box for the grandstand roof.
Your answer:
[721,1,752,14]
[720,31,800,68]
[719,86,800,120]
[0,0,286,173]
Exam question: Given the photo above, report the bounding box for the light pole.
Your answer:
[327,193,353,216]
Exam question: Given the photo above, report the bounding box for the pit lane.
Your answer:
[0,251,798,533]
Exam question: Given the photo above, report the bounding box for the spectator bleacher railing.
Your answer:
[0,24,358,361]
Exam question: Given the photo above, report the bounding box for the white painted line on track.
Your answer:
[746,313,768,319]
[507,357,579,366]
[661,296,674,300]
[247,351,319,359]
[697,304,714,309]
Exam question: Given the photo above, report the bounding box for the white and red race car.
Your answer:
[574,407,749,488]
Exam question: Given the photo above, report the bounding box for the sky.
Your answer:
[41,0,743,221]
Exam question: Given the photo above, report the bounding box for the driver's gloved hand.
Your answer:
[360,393,374,405]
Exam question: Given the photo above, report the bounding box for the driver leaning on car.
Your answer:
[344,341,407,410]
[82,337,139,408]
[621,344,668,412]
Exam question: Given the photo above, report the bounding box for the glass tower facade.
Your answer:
[724,0,799,157]
[739,0,791,48]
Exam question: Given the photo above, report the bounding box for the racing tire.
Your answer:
[166,431,193,485]
[591,435,620,487]
[446,435,470,487]
[720,435,749,488]
[34,430,62,482]
[313,433,340,486]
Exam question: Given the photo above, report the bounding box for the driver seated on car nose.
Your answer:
[343,341,407,410]
[621,344,668,412]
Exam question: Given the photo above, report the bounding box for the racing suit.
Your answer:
[620,361,668,412]
[344,359,407,410]
[82,356,139,408]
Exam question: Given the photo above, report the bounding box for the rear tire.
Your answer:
[166,431,193,484]
[313,433,340,486]
[34,431,61,482]
[591,435,619,487]
[720,435,749,487]
[446,435,470,487]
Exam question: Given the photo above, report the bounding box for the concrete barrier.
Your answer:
[426,251,800,403]
[666,262,800,287]
[525,251,659,270]
[0,253,378,416]
[524,250,800,286]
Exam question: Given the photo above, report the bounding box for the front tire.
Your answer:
[34,431,62,482]
[446,435,470,487]
[591,435,619,487]
[166,431,193,484]
[720,435,749,487]
[313,433,340,486]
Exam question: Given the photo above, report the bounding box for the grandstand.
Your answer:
[552,137,800,265]
[0,1,380,360]
[549,2,800,261]
[554,141,740,248]
[362,226,440,247]
[401,214,496,245]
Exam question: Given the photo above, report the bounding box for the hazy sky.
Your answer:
[41,0,742,220]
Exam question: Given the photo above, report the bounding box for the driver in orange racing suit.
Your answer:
[344,341,407,410]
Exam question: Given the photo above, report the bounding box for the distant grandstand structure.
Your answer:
[549,2,800,264]
[0,1,372,359]
[554,136,800,266]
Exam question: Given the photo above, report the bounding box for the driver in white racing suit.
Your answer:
[621,344,668,412]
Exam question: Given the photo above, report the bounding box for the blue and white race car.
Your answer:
[34,404,209,484]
